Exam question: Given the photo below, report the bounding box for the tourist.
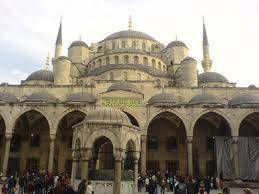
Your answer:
[175,177,187,194]
[186,177,195,194]
[167,174,174,192]
[86,180,93,194]
[2,184,8,194]
[77,179,86,194]
[204,177,211,194]
[7,175,17,194]
[219,171,224,189]
[223,187,230,194]
[243,188,252,194]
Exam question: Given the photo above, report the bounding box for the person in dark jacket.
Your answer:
[204,177,211,194]
[77,179,86,194]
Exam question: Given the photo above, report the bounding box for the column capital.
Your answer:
[186,136,193,143]
[141,135,147,142]
[5,133,13,140]
[49,134,56,141]
[113,149,125,161]
[81,148,92,160]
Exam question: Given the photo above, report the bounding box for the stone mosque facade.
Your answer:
[0,18,259,191]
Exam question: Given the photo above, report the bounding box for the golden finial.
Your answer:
[45,53,50,70]
[128,15,132,30]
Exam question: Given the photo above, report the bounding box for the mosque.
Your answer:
[0,17,259,193]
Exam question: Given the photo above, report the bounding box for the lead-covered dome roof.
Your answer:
[69,40,89,48]
[198,72,229,83]
[107,81,142,94]
[103,30,156,41]
[189,94,222,105]
[26,70,54,82]
[165,40,188,49]
[66,92,96,103]
[23,92,58,103]
[0,92,18,103]
[229,93,259,106]
[84,107,131,124]
[148,93,178,105]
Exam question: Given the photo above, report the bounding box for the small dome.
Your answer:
[229,94,259,106]
[165,40,188,49]
[181,57,196,63]
[248,85,257,89]
[66,92,97,103]
[107,81,142,94]
[0,92,18,103]
[24,92,58,103]
[26,70,54,82]
[148,93,177,105]
[198,72,229,83]
[189,94,222,105]
[69,40,89,48]
[84,107,131,124]
[103,30,156,41]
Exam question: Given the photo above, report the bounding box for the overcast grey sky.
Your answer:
[0,0,259,86]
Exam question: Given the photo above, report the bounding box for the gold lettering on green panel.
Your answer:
[102,97,141,107]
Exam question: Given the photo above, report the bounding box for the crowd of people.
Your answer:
[1,172,93,194]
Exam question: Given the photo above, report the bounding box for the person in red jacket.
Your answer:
[2,184,8,194]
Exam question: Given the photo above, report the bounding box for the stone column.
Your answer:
[2,133,13,176]
[232,137,240,179]
[133,152,140,194]
[140,135,147,175]
[70,156,78,186]
[48,134,56,173]
[81,148,92,181]
[187,136,193,175]
[113,149,124,194]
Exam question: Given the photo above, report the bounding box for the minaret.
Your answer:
[45,53,50,70]
[54,19,63,59]
[128,15,132,30]
[202,18,212,72]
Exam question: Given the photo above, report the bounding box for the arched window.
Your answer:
[112,42,116,49]
[132,41,137,48]
[152,59,156,68]
[134,56,139,65]
[137,73,141,80]
[143,57,148,65]
[167,136,177,150]
[163,65,166,72]
[151,45,155,52]
[92,61,95,69]
[158,62,162,70]
[124,55,129,64]
[122,41,126,48]
[114,56,119,65]
[110,72,114,80]
[98,59,102,66]
[123,71,128,81]
[105,57,110,65]
[142,42,146,51]
[97,46,102,52]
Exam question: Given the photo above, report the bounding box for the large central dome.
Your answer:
[102,30,156,41]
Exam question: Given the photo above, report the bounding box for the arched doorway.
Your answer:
[56,110,86,174]
[0,115,6,170]
[10,110,50,174]
[147,112,186,175]
[239,112,259,137]
[90,136,114,180]
[124,139,136,170]
[193,112,231,177]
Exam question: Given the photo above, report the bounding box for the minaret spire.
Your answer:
[202,17,212,72]
[128,15,132,30]
[54,18,63,59]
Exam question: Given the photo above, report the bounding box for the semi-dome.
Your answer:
[66,92,96,103]
[0,92,18,103]
[26,70,54,82]
[84,107,131,125]
[165,40,188,49]
[102,30,156,42]
[198,72,229,83]
[69,40,89,48]
[229,93,259,106]
[24,92,58,103]
[189,94,222,105]
[148,92,177,105]
[107,81,142,94]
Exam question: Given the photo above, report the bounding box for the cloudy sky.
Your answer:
[0,0,259,86]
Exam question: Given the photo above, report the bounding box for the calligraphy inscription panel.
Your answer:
[102,97,142,107]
